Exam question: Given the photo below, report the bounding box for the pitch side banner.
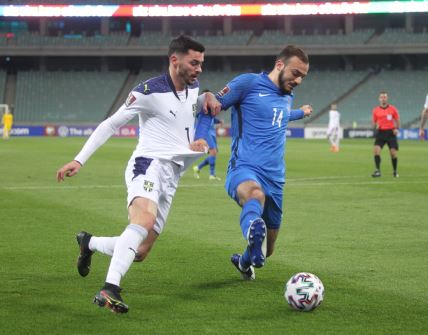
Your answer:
[0,125,45,136]
[0,125,138,137]
[304,127,344,139]
[287,128,305,138]
[397,128,427,140]
[344,128,375,138]
[344,128,427,139]
[55,125,138,137]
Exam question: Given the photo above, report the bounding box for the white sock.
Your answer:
[105,224,148,286]
[89,236,119,256]
[335,137,340,148]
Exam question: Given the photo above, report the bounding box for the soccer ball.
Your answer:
[284,272,324,312]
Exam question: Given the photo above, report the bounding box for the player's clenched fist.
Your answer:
[300,105,313,117]
[56,160,82,182]
[189,138,208,153]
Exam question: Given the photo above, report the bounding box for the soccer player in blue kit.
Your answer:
[193,90,224,181]
[214,45,312,280]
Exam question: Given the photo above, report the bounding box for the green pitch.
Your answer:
[1,137,427,334]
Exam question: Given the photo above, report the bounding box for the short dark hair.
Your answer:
[379,91,388,95]
[168,35,205,57]
[276,45,309,65]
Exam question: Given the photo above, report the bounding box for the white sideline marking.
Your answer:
[2,176,428,191]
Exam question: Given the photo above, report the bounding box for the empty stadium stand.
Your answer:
[256,29,375,46]
[8,32,130,47]
[375,28,428,44]
[335,70,428,127]
[14,71,128,123]
[292,70,370,124]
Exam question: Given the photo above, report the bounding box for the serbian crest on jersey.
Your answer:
[143,180,154,192]
[125,93,136,107]
[217,86,230,97]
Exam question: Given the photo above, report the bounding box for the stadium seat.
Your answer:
[14,71,128,123]
[337,70,428,127]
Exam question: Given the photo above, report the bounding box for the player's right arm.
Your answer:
[56,91,145,182]
[215,73,257,111]
[372,107,378,129]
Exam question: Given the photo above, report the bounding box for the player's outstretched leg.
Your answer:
[230,254,255,280]
[76,231,94,277]
[94,283,129,314]
[247,218,267,268]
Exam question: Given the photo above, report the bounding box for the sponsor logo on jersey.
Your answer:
[143,180,154,192]
[125,93,136,107]
[218,86,230,97]
[169,110,177,118]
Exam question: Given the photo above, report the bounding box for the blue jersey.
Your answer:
[195,105,221,141]
[210,117,221,137]
[216,72,304,183]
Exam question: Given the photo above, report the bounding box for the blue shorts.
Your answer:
[225,166,284,230]
[206,134,217,150]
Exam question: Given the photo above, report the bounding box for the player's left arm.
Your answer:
[393,107,400,135]
[289,105,312,121]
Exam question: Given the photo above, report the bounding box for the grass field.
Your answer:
[1,137,428,334]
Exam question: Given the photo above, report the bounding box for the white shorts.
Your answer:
[125,156,181,234]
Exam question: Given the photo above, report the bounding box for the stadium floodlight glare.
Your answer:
[0,1,427,17]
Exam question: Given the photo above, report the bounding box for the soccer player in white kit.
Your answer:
[56,35,221,313]
[327,103,340,152]
[419,94,428,139]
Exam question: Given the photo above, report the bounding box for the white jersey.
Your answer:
[327,109,340,130]
[75,73,205,170]
[424,94,428,109]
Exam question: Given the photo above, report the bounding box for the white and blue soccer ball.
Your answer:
[284,272,325,312]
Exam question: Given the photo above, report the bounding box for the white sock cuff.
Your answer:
[127,223,148,240]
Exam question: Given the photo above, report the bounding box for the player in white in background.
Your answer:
[56,35,221,314]
[327,103,340,152]
[419,94,428,140]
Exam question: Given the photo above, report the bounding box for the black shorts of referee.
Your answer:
[374,129,399,150]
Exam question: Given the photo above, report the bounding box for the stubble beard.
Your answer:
[278,69,291,94]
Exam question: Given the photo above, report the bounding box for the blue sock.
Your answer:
[208,156,216,175]
[240,248,252,270]
[240,199,263,239]
[198,157,209,170]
